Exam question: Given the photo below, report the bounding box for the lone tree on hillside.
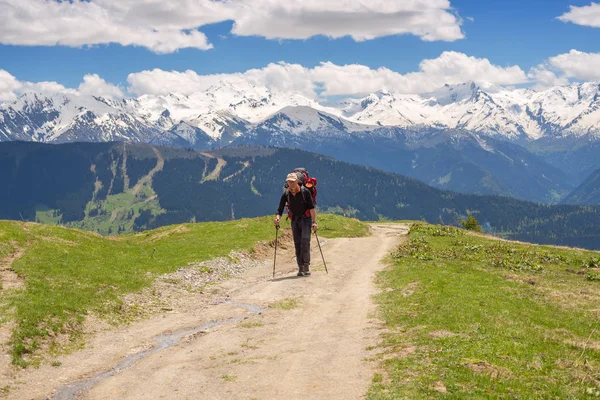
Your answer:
[461,215,482,232]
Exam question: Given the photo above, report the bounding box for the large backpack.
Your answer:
[283,168,317,219]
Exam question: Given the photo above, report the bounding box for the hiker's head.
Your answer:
[286,173,299,190]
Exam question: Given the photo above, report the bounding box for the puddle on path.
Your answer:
[52,301,262,400]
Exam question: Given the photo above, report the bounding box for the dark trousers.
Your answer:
[291,217,311,270]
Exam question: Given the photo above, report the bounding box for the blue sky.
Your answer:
[0,0,599,100]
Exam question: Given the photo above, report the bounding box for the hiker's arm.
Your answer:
[275,194,286,226]
[310,208,317,231]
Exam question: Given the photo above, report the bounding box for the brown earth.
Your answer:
[1,223,408,400]
[0,243,24,291]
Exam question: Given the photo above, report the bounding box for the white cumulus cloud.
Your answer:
[0,0,464,53]
[7,50,594,105]
[0,71,122,104]
[20,81,75,96]
[0,70,21,102]
[127,69,246,97]
[1,0,215,54]
[312,52,528,96]
[527,64,570,90]
[229,0,464,42]
[78,74,124,99]
[547,49,600,81]
[127,52,527,97]
[127,63,318,98]
[558,2,600,27]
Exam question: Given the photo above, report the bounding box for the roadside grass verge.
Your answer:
[276,213,368,238]
[369,223,600,399]
[0,214,367,367]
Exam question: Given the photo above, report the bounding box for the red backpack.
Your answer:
[283,168,317,219]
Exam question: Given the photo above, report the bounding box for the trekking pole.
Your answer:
[273,226,279,278]
[314,231,328,274]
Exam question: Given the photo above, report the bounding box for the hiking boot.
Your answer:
[297,266,303,277]
[297,271,304,277]
[302,264,311,276]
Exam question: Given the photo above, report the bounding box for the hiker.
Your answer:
[275,173,318,276]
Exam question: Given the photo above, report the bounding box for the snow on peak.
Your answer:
[257,105,375,135]
[424,81,482,106]
[343,81,600,140]
[2,80,600,144]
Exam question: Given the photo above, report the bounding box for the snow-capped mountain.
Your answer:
[186,110,249,144]
[257,105,375,135]
[149,121,215,149]
[0,92,164,143]
[344,81,600,140]
[0,80,350,147]
[132,80,337,135]
[232,105,381,148]
[2,80,600,147]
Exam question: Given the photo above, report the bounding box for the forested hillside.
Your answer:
[2,141,600,248]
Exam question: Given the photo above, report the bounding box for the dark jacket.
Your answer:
[277,186,314,219]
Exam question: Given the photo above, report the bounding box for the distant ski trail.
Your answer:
[131,147,164,195]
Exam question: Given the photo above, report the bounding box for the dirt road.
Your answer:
[4,223,408,400]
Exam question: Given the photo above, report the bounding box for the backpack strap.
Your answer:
[301,187,311,218]
[301,186,310,205]
[284,188,292,220]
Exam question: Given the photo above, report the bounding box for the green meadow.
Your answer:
[369,223,600,399]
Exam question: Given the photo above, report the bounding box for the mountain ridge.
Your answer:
[2,81,600,145]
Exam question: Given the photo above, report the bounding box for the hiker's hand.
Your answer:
[312,222,318,232]
[275,217,280,227]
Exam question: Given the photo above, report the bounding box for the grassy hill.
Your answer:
[0,214,367,367]
[369,223,600,399]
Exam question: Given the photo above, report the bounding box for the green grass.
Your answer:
[369,223,600,399]
[239,321,264,328]
[68,184,165,235]
[0,214,367,367]
[221,374,237,382]
[34,205,62,225]
[311,213,368,238]
[271,297,299,310]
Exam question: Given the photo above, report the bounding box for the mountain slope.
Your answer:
[150,121,216,149]
[561,167,600,205]
[236,125,572,203]
[1,142,600,248]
